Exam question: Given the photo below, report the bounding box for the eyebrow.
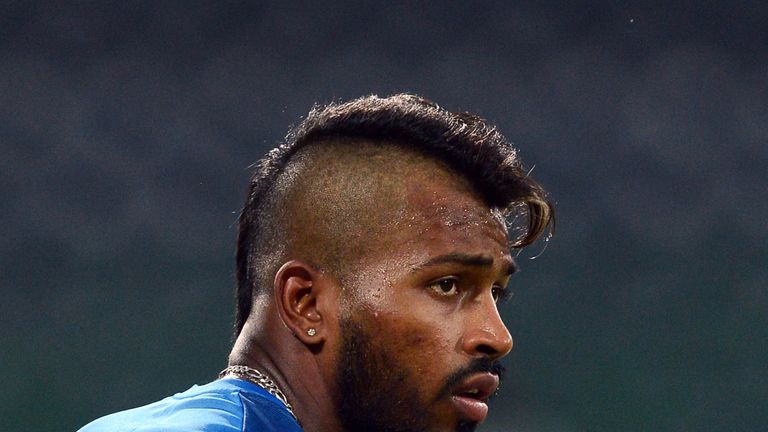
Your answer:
[410,252,519,276]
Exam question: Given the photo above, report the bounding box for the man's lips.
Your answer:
[449,372,499,423]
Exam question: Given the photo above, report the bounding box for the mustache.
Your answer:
[435,358,506,401]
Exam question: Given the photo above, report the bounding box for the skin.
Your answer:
[229,154,515,432]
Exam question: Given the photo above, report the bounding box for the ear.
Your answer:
[274,260,327,345]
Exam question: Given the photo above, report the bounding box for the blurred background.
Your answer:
[1,2,766,431]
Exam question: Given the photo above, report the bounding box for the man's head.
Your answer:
[234,94,553,431]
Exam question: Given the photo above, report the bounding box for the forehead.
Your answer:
[337,164,514,304]
[403,168,505,224]
[384,174,511,258]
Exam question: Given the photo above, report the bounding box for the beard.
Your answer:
[333,317,506,432]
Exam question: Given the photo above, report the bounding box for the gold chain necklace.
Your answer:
[219,365,298,422]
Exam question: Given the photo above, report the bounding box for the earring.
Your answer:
[307,328,317,336]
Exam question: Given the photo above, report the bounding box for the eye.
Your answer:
[491,285,502,302]
[428,277,459,296]
[492,285,513,303]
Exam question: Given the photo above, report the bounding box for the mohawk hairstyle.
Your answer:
[234,94,553,336]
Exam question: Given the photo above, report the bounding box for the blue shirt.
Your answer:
[78,378,303,432]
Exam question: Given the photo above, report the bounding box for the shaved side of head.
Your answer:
[253,139,475,293]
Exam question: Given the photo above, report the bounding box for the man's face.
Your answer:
[332,177,515,432]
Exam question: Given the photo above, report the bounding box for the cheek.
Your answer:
[407,332,426,346]
[348,267,463,367]
[403,322,456,352]
[369,309,459,369]
[404,330,455,376]
[362,288,462,352]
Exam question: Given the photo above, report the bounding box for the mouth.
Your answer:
[449,372,499,423]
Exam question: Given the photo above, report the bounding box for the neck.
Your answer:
[228,311,343,432]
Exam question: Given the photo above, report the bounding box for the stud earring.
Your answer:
[307,328,317,336]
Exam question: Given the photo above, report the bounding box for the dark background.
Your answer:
[1,2,766,431]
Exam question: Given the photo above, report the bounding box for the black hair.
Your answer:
[234,94,553,337]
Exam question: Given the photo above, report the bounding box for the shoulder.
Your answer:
[78,379,302,432]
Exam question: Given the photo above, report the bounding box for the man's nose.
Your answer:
[460,297,513,360]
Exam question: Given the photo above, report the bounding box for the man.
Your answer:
[79,94,553,432]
